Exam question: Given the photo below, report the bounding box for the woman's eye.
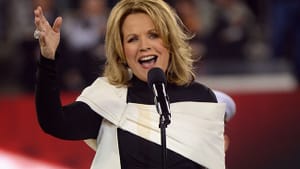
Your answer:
[128,37,137,43]
[149,33,159,39]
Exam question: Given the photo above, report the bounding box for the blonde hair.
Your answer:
[103,0,195,86]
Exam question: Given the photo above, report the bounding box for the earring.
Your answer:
[127,67,133,79]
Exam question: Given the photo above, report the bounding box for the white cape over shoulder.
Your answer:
[77,77,226,169]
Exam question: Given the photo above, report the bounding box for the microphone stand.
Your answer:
[153,83,171,169]
[159,113,170,169]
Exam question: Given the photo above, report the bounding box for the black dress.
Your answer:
[35,56,217,169]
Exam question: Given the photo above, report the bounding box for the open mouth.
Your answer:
[138,55,158,68]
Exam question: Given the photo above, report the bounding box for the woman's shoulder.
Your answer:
[168,81,217,103]
[79,77,127,98]
[188,80,211,90]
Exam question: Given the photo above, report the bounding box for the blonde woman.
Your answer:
[34,0,228,168]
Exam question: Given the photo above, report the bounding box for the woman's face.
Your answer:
[122,13,170,82]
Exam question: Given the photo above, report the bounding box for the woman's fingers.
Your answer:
[34,6,51,45]
[33,6,61,59]
[34,6,50,32]
[52,17,63,33]
[34,6,43,27]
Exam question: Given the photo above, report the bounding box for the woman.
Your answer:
[34,0,226,168]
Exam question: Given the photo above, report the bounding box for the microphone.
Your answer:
[147,67,171,126]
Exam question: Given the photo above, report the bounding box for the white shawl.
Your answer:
[76,77,226,169]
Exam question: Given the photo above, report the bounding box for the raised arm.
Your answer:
[34,6,102,140]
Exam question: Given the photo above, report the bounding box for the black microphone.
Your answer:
[147,67,171,127]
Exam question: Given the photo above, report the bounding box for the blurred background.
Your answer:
[0,0,299,168]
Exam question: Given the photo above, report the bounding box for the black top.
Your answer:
[35,56,217,169]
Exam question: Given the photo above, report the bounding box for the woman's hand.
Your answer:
[34,6,62,59]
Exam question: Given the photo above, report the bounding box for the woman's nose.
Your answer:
[139,38,151,51]
[140,47,151,52]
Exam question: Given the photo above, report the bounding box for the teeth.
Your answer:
[140,55,156,61]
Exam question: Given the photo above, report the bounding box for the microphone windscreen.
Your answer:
[147,67,167,88]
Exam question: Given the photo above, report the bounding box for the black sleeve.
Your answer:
[207,87,218,103]
[35,55,102,140]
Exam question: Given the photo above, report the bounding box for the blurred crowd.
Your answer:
[0,0,299,93]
